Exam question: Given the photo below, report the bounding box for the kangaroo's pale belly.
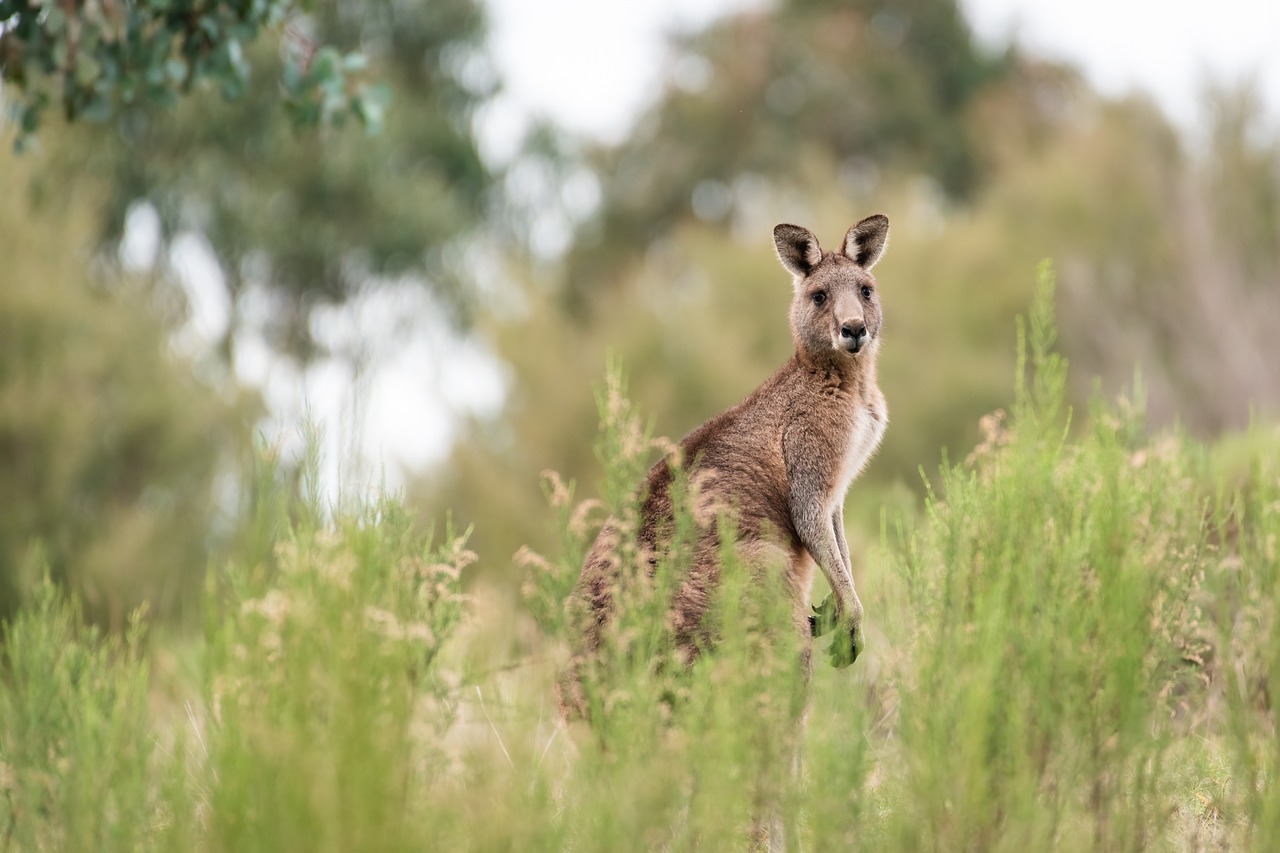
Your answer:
[835,397,887,501]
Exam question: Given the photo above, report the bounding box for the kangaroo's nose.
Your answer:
[840,322,867,342]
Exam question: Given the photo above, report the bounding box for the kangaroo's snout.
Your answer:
[840,321,868,352]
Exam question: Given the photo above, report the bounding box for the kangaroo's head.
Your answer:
[773,214,889,364]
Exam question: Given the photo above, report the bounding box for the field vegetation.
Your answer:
[3,272,1279,850]
[3,1,1280,849]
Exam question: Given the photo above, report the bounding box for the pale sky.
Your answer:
[962,0,1280,130]
[485,0,1280,144]
[483,0,764,153]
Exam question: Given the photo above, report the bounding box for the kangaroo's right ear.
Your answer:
[842,214,890,269]
[773,224,823,277]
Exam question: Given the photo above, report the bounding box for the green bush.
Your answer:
[0,573,165,850]
[881,264,1211,849]
[0,153,252,629]
[0,439,470,851]
[201,445,469,851]
[520,361,809,847]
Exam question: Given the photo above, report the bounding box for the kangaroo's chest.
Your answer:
[834,392,887,498]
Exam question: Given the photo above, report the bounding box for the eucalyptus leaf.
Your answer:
[44,6,66,35]
[164,58,187,84]
[3,0,387,141]
[74,56,102,87]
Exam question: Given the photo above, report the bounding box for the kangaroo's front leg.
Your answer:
[832,506,853,576]
[829,506,862,663]
[809,508,855,633]
[792,502,863,667]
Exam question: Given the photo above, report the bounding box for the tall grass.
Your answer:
[1,264,1279,850]
[0,571,160,851]
[882,263,1211,849]
[520,356,810,846]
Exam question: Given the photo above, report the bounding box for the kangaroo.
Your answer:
[563,214,890,715]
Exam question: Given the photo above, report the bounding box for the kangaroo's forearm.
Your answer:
[832,507,852,576]
[795,509,859,616]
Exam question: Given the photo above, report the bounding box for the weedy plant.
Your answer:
[878,262,1215,849]
[0,568,163,851]
[1209,422,1280,846]
[522,358,811,847]
[200,441,470,851]
[0,432,471,852]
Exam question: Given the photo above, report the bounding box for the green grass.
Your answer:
[2,266,1280,850]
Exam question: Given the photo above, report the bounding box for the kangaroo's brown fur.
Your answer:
[562,215,890,718]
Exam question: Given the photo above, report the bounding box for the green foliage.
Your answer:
[203,445,469,850]
[885,267,1211,847]
[519,362,650,640]
[1203,81,1280,282]
[0,575,164,850]
[0,0,381,148]
[27,0,493,362]
[562,0,1012,304]
[1209,423,1280,846]
[0,436,472,851]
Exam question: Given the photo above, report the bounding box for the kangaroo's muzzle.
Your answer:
[840,321,868,353]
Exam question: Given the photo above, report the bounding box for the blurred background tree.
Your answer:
[0,150,253,629]
[0,0,383,146]
[34,0,495,364]
[0,0,496,627]
[559,0,1014,308]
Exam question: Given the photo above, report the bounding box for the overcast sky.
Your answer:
[963,0,1280,129]
[485,0,1280,146]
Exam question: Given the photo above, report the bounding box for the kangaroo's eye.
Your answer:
[861,286,873,300]
[811,291,827,306]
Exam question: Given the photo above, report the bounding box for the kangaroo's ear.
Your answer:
[773,224,823,277]
[842,214,889,269]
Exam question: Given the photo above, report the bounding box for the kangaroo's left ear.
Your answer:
[773,223,824,278]
[842,214,889,269]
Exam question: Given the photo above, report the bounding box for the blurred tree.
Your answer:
[32,0,495,363]
[0,0,381,146]
[1201,81,1280,285]
[0,0,496,627]
[0,149,254,629]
